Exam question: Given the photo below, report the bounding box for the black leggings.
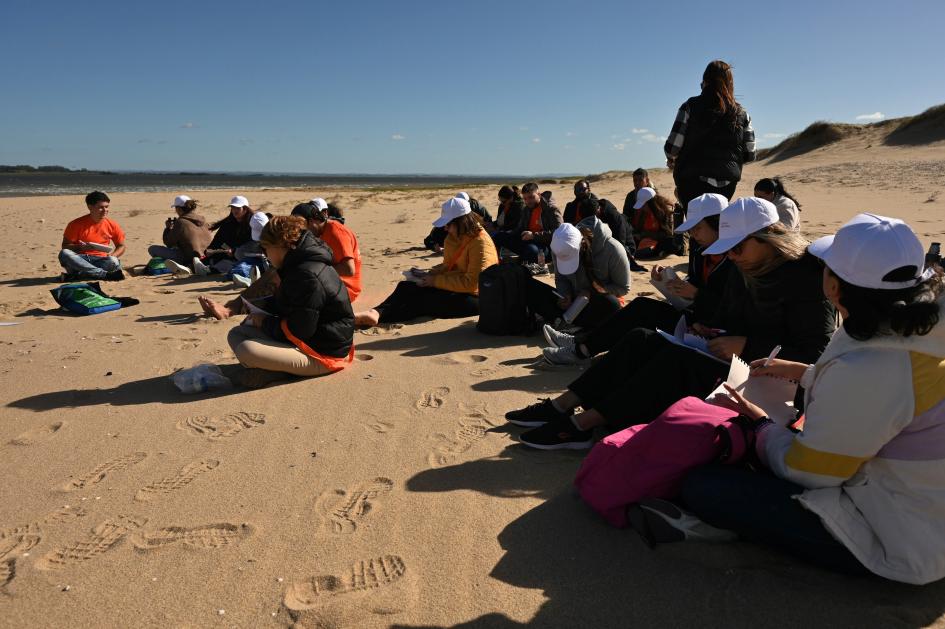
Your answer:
[675,177,738,208]
[576,297,682,357]
[525,279,622,330]
[376,281,478,324]
[568,327,728,429]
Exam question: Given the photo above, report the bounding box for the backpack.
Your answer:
[50,282,121,315]
[144,257,171,276]
[477,263,535,335]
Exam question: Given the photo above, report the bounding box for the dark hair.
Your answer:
[644,194,676,234]
[521,182,539,195]
[632,168,649,179]
[830,268,943,341]
[574,179,591,194]
[85,191,110,206]
[702,60,738,121]
[755,177,802,211]
[498,185,521,201]
[290,202,325,222]
[326,203,345,222]
[579,196,599,218]
[450,212,483,238]
[701,214,720,231]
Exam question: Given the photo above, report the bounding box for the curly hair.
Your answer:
[260,215,307,248]
[832,269,943,341]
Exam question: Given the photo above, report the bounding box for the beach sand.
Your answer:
[1,132,944,628]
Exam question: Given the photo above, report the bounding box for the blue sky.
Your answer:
[2,0,943,175]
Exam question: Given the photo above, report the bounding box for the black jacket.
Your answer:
[514,196,563,246]
[208,213,252,251]
[686,249,734,322]
[674,95,752,183]
[262,231,354,358]
[495,198,525,231]
[709,253,836,364]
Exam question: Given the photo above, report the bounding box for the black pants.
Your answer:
[568,327,728,429]
[576,297,682,357]
[675,177,738,208]
[376,281,478,324]
[525,279,622,329]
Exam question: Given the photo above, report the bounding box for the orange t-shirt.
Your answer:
[63,215,125,257]
[319,220,362,303]
[527,206,543,232]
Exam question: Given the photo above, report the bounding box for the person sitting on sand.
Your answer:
[490,182,562,264]
[490,185,525,236]
[628,187,676,260]
[563,180,596,225]
[206,196,255,273]
[226,215,354,388]
[147,195,213,275]
[643,213,945,585]
[622,168,652,219]
[754,177,802,231]
[291,199,362,302]
[543,193,733,364]
[356,196,498,327]
[58,190,126,281]
[524,219,630,331]
[425,192,492,252]
[505,197,836,450]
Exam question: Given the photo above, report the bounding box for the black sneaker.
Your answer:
[625,498,737,547]
[505,398,568,427]
[628,258,648,273]
[518,416,593,450]
[104,269,125,281]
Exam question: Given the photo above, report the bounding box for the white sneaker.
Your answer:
[542,345,587,365]
[233,274,251,288]
[542,323,575,350]
[627,498,737,545]
[165,259,192,276]
[192,257,210,276]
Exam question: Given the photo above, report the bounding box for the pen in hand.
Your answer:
[763,345,782,367]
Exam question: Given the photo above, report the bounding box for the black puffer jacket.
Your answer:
[674,95,753,183]
[262,231,354,358]
[208,213,252,251]
[708,253,836,363]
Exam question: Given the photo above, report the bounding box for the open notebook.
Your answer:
[650,267,694,310]
[705,355,799,425]
[656,315,727,364]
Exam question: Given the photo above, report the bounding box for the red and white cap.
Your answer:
[550,223,583,275]
[433,197,471,228]
[703,197,779,255]
[675,193,729,233]
[171,194,191,208]
[228,195,249,208]
[809,213,934,289]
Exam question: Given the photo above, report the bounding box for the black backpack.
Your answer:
[477,263,535,335]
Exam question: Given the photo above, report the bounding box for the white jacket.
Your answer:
[758,297,945,584]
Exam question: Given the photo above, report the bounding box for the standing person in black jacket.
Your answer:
[665,60,755,207]
[227,216,354,388]
[506,197,836,450]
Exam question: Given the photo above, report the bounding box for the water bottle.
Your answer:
[172,363,232,394]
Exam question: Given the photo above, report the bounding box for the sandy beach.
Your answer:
[1,125,944,628]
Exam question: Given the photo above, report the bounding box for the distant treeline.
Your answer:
[0,165,114,174]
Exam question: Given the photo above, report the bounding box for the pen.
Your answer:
[763,345,782,367]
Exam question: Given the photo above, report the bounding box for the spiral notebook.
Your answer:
[705,355,799,425]
[655,315,727,364]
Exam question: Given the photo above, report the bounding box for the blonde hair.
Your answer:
[742,222,809,278]
[260,215,306,248]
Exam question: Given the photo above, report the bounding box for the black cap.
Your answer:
[291,202,319,220]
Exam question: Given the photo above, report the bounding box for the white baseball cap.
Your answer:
[310,197,328,211]
[675,193,729,233]
[455,192,470,201]
[433,197,472,228]
[171,194,191,208]
[229,195,249,208]
[632,187,657,210]
[809,213,933,289]
[702,197,779,255]
[551,223,583,275]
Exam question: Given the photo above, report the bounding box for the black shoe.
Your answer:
[104,269,125,281]
[625,499,737,547]
[505,398,568,427]
[518,416,593,450]
[628,258,648,273]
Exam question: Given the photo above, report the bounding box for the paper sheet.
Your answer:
[402,269,426,284]
[650,268,694,310]
[81,241,113,253]
[705,355,799,425]
[655,315,727,364]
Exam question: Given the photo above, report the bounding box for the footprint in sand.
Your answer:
[160,336,203,350]
[0,506,88,541]
[416,387,450,410]
[0,559,14,592]
[36,515,147,570]
[316,478,394,535]
[427,421,491,468]
[434,354,488,366]
[134,459,220,502]
[131,523,254,551]
[61,452,148,492]
[365,421,394,434]
[177,412,266,440]
[358,323,404,337]
[283,555,407,611]
[0,533,42,562]
[355,353,375,361]
[8,421,65,446]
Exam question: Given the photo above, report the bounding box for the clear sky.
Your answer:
[2,0,943,175]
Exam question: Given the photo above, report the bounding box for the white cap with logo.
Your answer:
[809,213,933,289]
[632,187,657,210]
[433,197,472,228]
[172,194,192,208]
[229,195,250,208]
[310,197,328,211]
[703,197,779,255]
[676,193,729,233]
[550,223,583,275]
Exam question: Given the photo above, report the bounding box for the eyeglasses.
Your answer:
[729,237,756,256]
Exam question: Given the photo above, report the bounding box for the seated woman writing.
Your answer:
[355,196,498,326]
[505,197,836,450]
[227,215,354,388]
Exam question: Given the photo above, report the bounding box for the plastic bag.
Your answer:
[171,363,232,394]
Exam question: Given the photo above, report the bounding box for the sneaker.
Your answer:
[250,265,262,283]
[232,274,252,288]
[505,398,569,427]
[629,258,648,273]
[518,416,593,450]
[103,269,125,281]
[165,260,192,276]
[626,498,737,546]
[193,257,211,276]
[542,324,575,350]
[542,345,587,366]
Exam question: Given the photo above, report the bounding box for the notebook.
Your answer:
[650,267,694,310]
[705,355,798,425]
[655,315,727,364]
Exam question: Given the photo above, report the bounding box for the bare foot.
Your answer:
[354,309,380,328]
[198,296,233,320]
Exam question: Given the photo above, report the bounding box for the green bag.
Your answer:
[50,283,121,315]
[145,257,171,276]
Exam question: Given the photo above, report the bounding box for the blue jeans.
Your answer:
[680,464,869,576]
[491,231,548,263]
[58,249,121,278]
[147,244,189,264]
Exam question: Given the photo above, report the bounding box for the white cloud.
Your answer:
[855,112,885,121]
[180,122,197,129]
[391,134,406,141]
[631,128,649,134]
[641,133,665,143]
[763,132,786,139]
[611,143,626,151]
[565,131,576,137]
[531,138,541,144]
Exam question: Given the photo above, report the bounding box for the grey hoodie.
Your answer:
[554,216,631,299]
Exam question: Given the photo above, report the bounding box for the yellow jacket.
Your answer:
[430,228,498,295]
